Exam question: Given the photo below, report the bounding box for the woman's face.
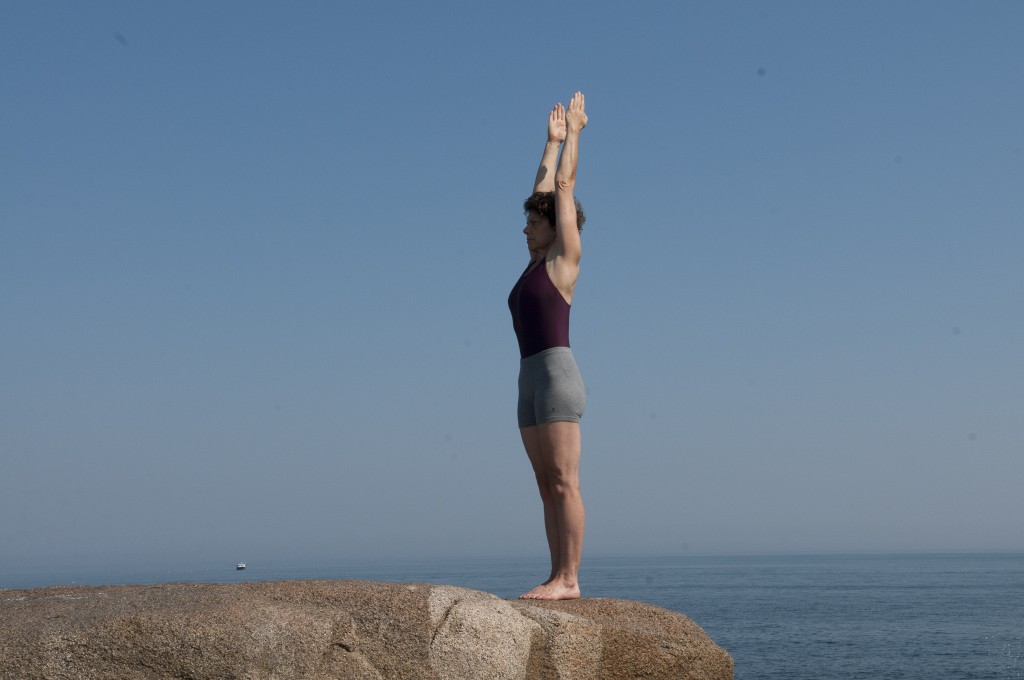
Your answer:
[523,210,555,253]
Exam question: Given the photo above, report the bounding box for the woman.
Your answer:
[508,92,588,600]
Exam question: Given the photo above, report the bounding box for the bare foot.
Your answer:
[519,579,580,601]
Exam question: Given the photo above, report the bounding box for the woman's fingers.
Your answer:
[564,92,586,129]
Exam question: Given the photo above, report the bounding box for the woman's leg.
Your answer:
[520,420,584,600]
[521,425,560,582]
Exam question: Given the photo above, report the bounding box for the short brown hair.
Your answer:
[523,192,586,232]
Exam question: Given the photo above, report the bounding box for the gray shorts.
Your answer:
[517,347,586,428]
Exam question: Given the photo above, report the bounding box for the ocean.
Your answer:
[2,552,1021,679]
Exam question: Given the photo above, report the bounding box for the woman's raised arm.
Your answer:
[554,92,586,266]
[533,103,566,194]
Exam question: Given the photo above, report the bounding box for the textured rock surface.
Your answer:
[0,580,733,679]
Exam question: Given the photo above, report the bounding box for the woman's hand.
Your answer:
[565,92,587,134]
[548,103,567,144]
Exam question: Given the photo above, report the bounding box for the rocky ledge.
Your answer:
[0,580,733,679]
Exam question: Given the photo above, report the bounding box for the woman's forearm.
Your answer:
[555,130,579,191]
[534,140,561,193]
[557,93,586,193]
[534,103,567,194]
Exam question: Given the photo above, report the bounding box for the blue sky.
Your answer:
[2,1,1023,568]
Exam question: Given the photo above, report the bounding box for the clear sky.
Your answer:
[3,1,1022,568]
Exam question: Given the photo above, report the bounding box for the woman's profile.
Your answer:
[507,92,588,600]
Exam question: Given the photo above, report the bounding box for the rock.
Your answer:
[0,580,733,679]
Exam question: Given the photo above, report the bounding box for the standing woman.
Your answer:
[508,92,588,600]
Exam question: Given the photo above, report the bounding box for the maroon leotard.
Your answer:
[508,261,571,358]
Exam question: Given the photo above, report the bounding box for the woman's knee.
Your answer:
[545,469,579,498]
[534,472,556,501]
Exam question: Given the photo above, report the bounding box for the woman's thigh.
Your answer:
[522,421,580,480]
[521,426,545,477]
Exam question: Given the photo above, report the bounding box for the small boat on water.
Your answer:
[236,562,246,571]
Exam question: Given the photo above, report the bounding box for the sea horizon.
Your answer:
[4,548,1024,592]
